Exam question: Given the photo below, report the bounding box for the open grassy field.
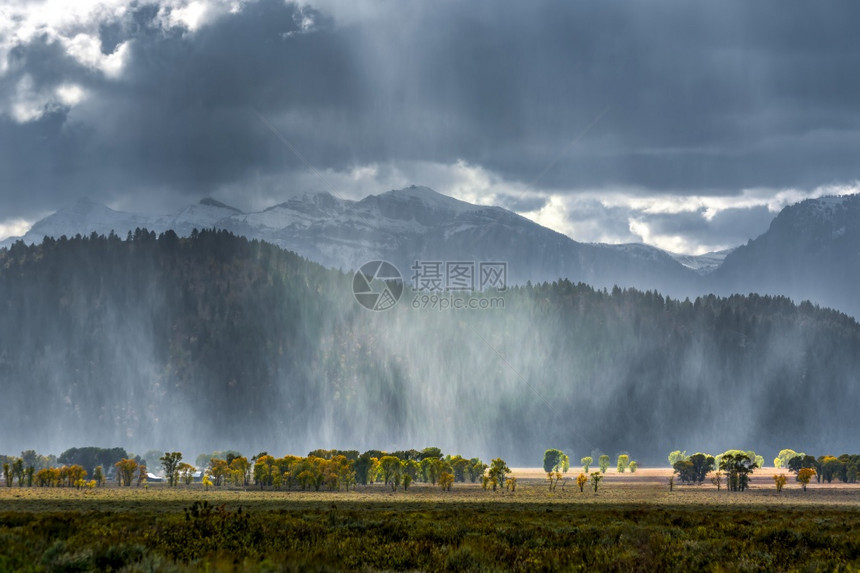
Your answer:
[1,468,859,571]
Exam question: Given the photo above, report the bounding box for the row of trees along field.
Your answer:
[0,446,516,492]
[543,449,640,475]
[669,449,860,492]
[543,449,639,493]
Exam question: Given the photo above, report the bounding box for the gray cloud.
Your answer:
[630,206,777,251]
[1,0,859,249]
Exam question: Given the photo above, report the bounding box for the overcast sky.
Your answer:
[1,0,858,254]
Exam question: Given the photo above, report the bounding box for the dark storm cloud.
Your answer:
[1,0,349,216]
[1,0,859,224]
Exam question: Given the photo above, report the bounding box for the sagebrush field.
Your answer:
[2,468,859,572]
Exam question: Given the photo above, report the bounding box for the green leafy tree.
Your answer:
[616,454,629,473]
[590,472,603,492]
[420,458,440,484]
[773,449,804,469]
[543,449,569,473]
[818,456,844,483]
[487,458,510,490]
[844,460,859,484]
[787,454,817,474]
[668,450,687,466]
[580,456,592,473]
[673,453,715,484]
[629,461,638,473]
[160,452,183,487]
[354,452,377,485]
[469,459,487,483]
[402,459,420,483]
[715,450,760,472]
[12,458,24,486]
[718,453,757,492]
[450,456,471,482]
[379,456,402,490]
[93,466,104,487]
[598,455,610,473]
[58,447,128,477]
[418,447,443,460]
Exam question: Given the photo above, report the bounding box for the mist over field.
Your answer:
[1,231,858,466]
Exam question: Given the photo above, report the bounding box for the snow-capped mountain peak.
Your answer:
[669,249,736,275]
[25,198,149,242]
[373,185,479,214]
[163,198,244,231]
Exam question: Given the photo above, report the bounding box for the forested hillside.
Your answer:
[1,230,858,464]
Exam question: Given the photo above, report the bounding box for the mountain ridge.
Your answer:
[3,186,859,317]
[0,186,708,298]
[712,193,860,318]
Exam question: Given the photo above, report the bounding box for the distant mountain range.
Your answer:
[3,186,859,318]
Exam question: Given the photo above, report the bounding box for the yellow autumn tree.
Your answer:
[114,459,138,487]
[439,471,454,491]
[773,474,786,493]
[797,468,816,492]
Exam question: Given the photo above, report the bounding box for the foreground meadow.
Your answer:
[1,469,859,571]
